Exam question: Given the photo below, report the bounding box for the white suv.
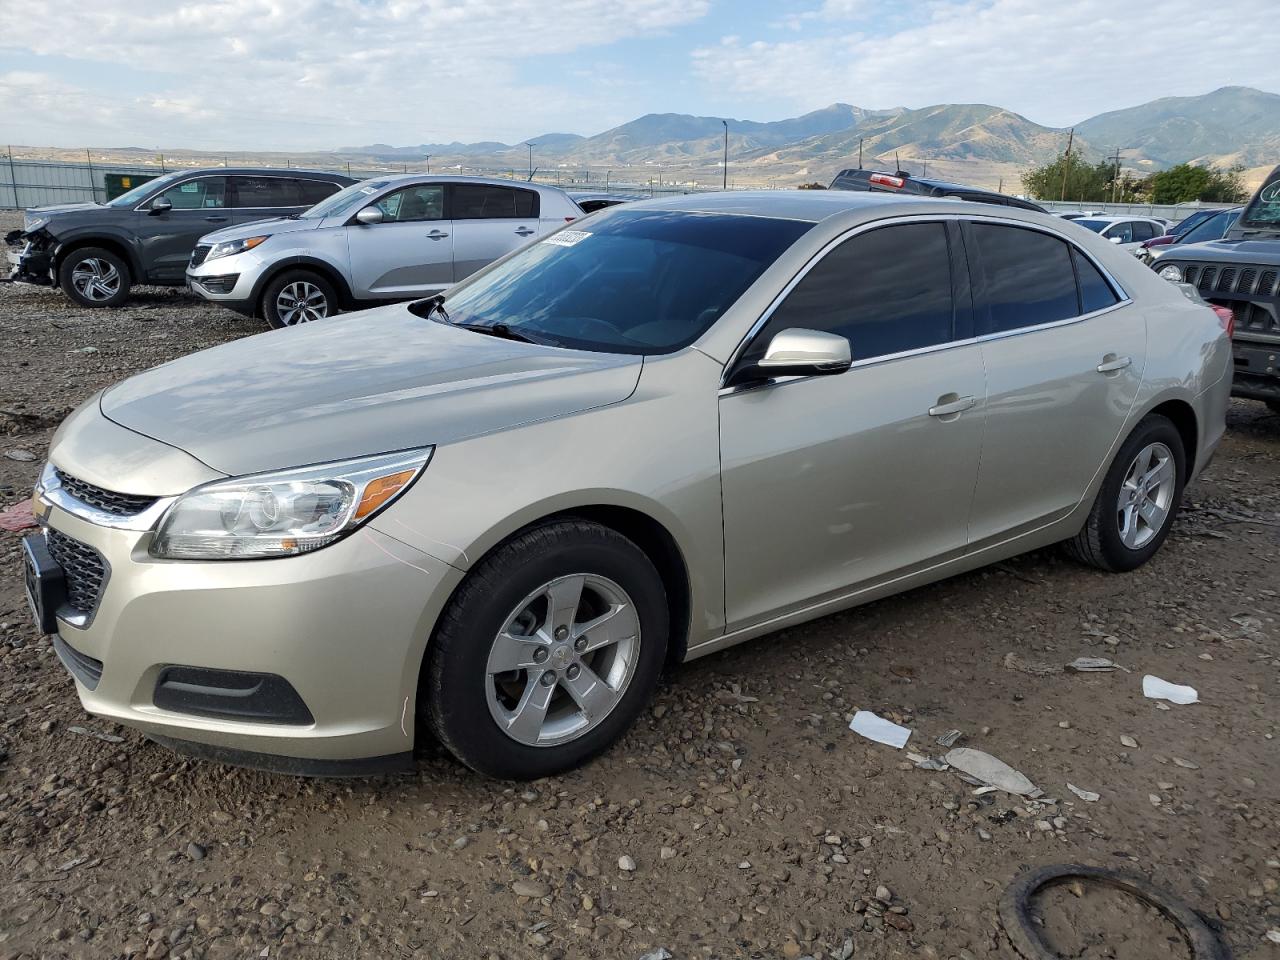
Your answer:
[186,175,583,327]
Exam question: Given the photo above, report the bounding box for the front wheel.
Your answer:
[1066,414,1186,572]
[58,247,131,308]
[260,269,338,329]
[423,520,669,779]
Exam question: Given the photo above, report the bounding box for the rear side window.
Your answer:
[451,184,539,219]
[971,223,1079,334]
[230,176,302,208]
[297,179,342,204]
[1073,249,1120,313]
[744,222,955,365]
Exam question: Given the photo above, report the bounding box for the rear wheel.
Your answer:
[424,520,668,779]
[1265,400,1280,416]
[58,247,130,308]
[1066,414,1186,572]
[261,270,337,328]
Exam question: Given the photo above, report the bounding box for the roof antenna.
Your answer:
[894,151,905,177]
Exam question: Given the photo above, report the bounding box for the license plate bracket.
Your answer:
[22,534,66,634]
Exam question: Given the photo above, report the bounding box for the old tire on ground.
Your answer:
[998,864,1229,960]
[423,519,668,780]
[1066,414,1186,573]
[261,269,338,329]
[58,246,131,308]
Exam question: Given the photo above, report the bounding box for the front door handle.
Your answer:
[204,216,228,223]
[515,227,536,237]
[1096,354,1132,373]
[426,230,449,240]
[928,394,976,418]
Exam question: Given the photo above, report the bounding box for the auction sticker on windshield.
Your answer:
[544,230,591,247]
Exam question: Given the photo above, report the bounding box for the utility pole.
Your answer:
[1108,146,1124,203]
[525,142,536,179]
[7,146,19,209]
[858,138,863,169]
[425,154,431,173]
[721,119,729,191]
[998,177,1004,194]
[85,148,96,203]
[1059,128,1074,202]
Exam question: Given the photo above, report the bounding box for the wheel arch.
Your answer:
[1142,396,1199,476]
[250,256,355,316]
[52,233,141,283]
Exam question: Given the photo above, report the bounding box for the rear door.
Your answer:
[448,183,541,280]
[965,220,1144,547]
[346,183,452,298]
[139,175,229,281]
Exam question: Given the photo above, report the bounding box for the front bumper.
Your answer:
[5,238,55,286]
[33,481,462,768]
[186,249,268,310]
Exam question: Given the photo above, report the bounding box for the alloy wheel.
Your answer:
[71,258,122,302]
[485,573,640,747]
[275,281,329,325]
[1116,441,1175,550]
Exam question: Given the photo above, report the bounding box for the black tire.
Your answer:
[58,246,131,308]
[424,520,668,780]
[1066,414,1186,572]
[260,269,338,329]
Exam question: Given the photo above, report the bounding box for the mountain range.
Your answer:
[338,86,1280,190]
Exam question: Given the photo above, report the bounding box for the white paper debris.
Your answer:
[849,711,912,749]
[1067,783,1100,802]
[944,747,1042,797]
[1143,675,1199,705]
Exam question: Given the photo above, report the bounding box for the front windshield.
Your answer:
[1171,210,1212,236]
[106,170,183,208]
[1240,175,1280,230]
[1075,219,1109,233]
[1178,209,1239,245]
[298,180,386,219]
[424,209,813,355]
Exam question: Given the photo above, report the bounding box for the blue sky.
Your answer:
[2,0,1277,150]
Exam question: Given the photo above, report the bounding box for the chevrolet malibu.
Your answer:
[24,192,1231,779]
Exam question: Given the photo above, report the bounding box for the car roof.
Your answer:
[355,173,569,192]
[158,167,354,179]
[617,189,944,222]
[1078,215,1162,223]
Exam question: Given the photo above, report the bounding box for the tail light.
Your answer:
[868,173,905,189]
[1210,304,1234,338]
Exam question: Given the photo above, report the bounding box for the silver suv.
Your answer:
[186,175,583,327]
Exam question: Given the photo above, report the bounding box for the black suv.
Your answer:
[1152,164,1280,407]
[829,168,1047,213]
[5,168,355,308]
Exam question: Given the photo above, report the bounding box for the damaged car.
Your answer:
[5,168,354,308]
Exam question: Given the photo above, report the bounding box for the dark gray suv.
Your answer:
[5,168,355,308]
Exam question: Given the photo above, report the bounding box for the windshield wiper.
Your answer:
[452,321,552,345]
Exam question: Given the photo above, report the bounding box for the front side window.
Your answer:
[231,176,301,208]
[156,176,227,210]
[741,222,955,367]
[451,184,538,219]
[299,181,389,220]
[110,171,180,208]
[372,184,445,222]
[971,223,1078,334]
[1105,221,1136,243]
[422,209,811,355]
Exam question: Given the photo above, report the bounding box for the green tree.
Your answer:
[1147,163,1249,204]
[1022,154,1115,202]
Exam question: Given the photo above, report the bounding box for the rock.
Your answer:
[1120,735,1139,748]
[1173,756,1200,769]
[452,836,470,850]
[3,448,36,462]
[618,855,637,872]
[782,942,803,959]
[185,843,206,861]
[875,885,892,903]
[885,913,914,931]
[512,880,550,899]
[1264,930,1280,945]
[660,846,677,860]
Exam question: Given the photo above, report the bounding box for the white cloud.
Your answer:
[695,0,1280,127]
[0,0,711,148]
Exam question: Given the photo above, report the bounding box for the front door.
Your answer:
[963,220,1146,546]
[347,183,453,298]
[139,175,229,281]
[448,183,542,280]
[718,220,988,629]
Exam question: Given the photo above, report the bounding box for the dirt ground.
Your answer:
[0,209,1277,960]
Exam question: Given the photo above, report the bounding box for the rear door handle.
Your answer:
[1096,355,1132,373]
[928,394,976,418]
[204,216,228,223]
[426,230,449,240]
[515,227,536,237]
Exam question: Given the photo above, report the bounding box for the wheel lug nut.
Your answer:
[555,625,569,641]
[574,636,588,652]
[533,647,549,664]
[540,670,557,686]
[566,664,580,680]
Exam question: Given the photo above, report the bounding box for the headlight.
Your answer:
[205,235,270,262]
[23,216,49,232]
[1158,264,1183,282]
[150,448,432,560]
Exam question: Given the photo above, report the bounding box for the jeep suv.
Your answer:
[1152,164,1280,407]
[5,168,355,308]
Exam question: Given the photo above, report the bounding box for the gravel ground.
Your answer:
[1,210,1278,959]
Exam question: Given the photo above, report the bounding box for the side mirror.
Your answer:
[1109,235,1123,244]
[355,206,385,225]
[149,197,172,215]
[729,328,852,387]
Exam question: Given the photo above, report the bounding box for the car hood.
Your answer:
[199,217,320,245]
[98,304,643,476]
[1162,237,1280,265]
[28,202,102,219]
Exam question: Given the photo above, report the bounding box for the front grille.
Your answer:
[190,244,211,267]
[1171,260,1280,337]
[55,469,158,517]
[46,529,107,617]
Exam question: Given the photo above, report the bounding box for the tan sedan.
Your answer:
[24,191,1231,778]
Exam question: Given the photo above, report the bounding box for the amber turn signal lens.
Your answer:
[354,470,417,520]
